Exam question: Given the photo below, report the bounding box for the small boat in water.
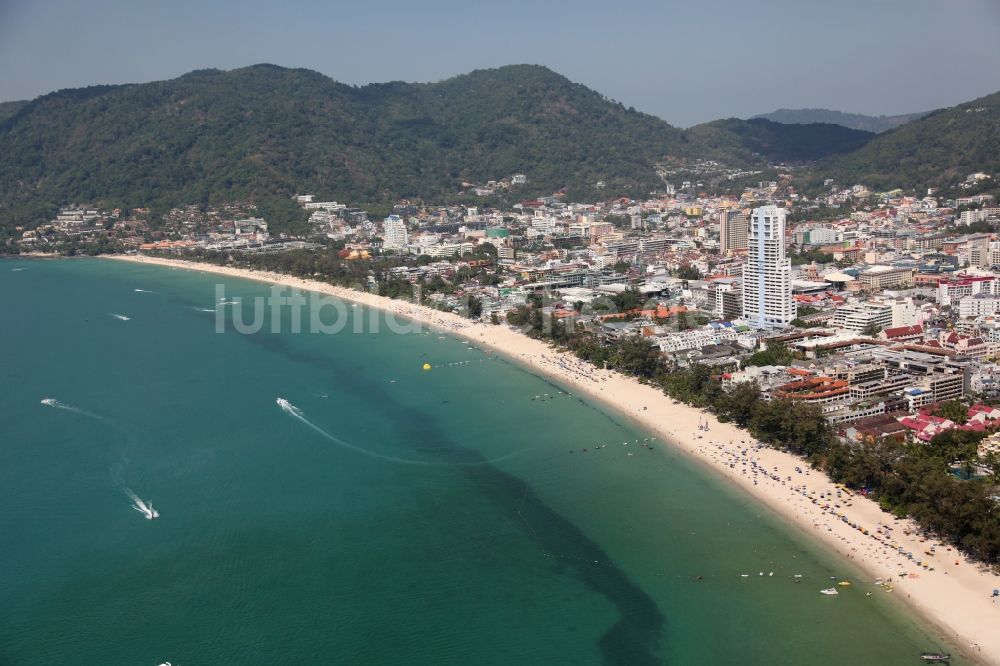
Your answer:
[131,496,159,520]
[920,653,950,662]
[820,588,839,595]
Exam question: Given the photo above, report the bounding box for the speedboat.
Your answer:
[131,497,159,520]
[820,588,839,595]
[920,653,950,662]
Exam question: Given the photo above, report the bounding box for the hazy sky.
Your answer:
[1,0,998,126]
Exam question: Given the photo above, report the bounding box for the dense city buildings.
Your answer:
[15,165,1000,443]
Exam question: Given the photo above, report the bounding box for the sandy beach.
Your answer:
[111,254,1000,664]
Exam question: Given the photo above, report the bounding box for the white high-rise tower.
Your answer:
[383,215,408,250]
[742,205,795,328]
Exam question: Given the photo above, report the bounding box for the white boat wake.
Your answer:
[276,397,522,466]
[194,307,216,313]
[40,397,100,418]
[11,267,26,272]
[134,288,155,293]
[124,487,159,520]
[41,398,158,520]
[109,313,131,321]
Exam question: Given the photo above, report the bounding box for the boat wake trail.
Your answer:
[109,313,131,321]
[41,398,158,521]
[134,288,156,293]
[123,487,159,520]
[276,397,522,467]
[40,397,102,419]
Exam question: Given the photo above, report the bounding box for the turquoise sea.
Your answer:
[1,258,960,665]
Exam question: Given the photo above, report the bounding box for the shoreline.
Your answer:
[106,254,1000,664]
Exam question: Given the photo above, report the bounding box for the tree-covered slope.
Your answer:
[0,64,695,233]
[815,90,1000,190]
[0,100,28,124]
[685,117,875,163]
[752,108,926,133]
[4,63,995,236]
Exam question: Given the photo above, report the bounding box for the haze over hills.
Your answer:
[752,108,928,133]
[0,63,997,236]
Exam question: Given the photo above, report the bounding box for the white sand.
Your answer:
[112,255,1000,664]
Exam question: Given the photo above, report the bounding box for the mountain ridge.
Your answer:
[814,89,1000,190]
[752,108,928,133]
[0,64,996,236]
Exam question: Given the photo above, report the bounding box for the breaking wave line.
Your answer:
[276,397,522,467]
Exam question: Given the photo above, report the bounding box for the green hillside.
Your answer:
[686,117,874,163]
[816,90,1000,191]
[0,64,696,234]
[0,100,28,124]
[2,63,995,237]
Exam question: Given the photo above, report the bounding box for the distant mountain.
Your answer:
[815,90,1000,191]
[685,118,874,163]
[752,108,927,133]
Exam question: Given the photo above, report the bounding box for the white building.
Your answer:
[832,302,893,333]
[742,206,795,328]
[958,294,1000,319]
[383,215,408,250]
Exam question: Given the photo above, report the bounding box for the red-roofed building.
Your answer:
[772,376,850,405]
[937,331,992,359]
[898,404,1000,442]
[880,324,924,343]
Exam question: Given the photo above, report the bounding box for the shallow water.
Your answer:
[0,257,960,665]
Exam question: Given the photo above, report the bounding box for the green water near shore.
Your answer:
[0,258,961,665]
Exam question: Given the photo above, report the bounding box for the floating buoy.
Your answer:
[422,363,432,371]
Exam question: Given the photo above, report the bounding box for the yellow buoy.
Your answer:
[422,363,432,371]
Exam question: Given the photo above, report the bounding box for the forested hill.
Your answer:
[0,64,694,232]
[684,118,874,163]
[0,100,28,124]
[752,108,926,133]
[0,63,893,234]
[1,64,996,234]
[815,90,1000,191]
